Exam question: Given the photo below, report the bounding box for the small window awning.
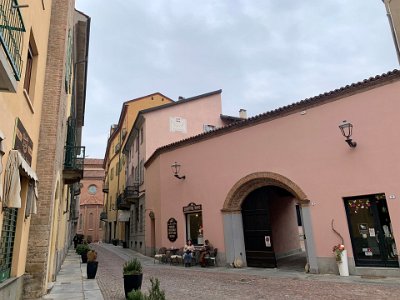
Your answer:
[2,150,38,214]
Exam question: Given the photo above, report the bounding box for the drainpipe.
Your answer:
[383,0,400,64]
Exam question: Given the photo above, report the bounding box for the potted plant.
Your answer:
[86,249,98,279]
[127,278,165,300]
[76,243,90,263]
[123,258,143,298]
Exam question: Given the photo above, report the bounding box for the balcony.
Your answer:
[116,194,130,210]
[102,182,109,193]
[123,184,139,204]
[100,211,107,221]
[63,146,85,184]
[0,0,25,92]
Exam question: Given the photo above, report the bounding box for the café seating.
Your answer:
[170,247,184,265]
[154,247,167,264]
[205,248,218,266]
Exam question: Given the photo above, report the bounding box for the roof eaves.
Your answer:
[145,69,400,167]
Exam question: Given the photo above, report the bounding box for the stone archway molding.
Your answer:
[222,172,309,212]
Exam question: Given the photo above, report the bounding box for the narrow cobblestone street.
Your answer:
[91,244,400,299]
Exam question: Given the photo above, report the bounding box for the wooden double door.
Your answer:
[242,187,277,268]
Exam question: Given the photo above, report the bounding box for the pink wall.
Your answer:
[144,93,224,160]
[146,80,400,259]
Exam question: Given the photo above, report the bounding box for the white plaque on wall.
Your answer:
[170,117,187,133]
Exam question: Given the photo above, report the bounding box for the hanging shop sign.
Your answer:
[167,218,177,242]
[183,202,202,213]
[14,118,33,166]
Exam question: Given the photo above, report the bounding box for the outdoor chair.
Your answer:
[205,248,218,266]
[170,247,184,265]
[154,247,167,264]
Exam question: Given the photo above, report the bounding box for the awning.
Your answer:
[3,150,38,214]
[118,210,130,222]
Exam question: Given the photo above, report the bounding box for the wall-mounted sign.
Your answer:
[14,118,33,166]
[167,218,177,242]
[183,202,202,213]
[169,117,187,133]
[265,236,271,247]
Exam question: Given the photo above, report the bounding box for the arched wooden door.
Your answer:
[242,187,276,268]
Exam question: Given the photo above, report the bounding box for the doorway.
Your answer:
[242,186,305,269]
[344,193,398,268]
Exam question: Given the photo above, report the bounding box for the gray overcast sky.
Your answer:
[75,0,398,159]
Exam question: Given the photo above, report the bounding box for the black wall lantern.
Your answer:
[171,162,186,180]
[339,120,357,148]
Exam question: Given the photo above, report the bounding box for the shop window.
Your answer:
[0,208,18,282]
[186,212,203,245]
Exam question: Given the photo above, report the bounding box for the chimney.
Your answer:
[239,109,247,119]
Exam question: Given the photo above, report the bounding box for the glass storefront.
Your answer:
[344,193,398,267]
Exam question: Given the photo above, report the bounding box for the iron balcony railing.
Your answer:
[64,146,85,171]
[116,194,130,210]
[123,184,139,203]
[0,0,25,80]
[100,211,107,220]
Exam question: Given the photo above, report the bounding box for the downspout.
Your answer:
[384,0,400,64]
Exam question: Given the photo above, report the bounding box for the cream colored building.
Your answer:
[102,93,173,244]
[0,1,90,299]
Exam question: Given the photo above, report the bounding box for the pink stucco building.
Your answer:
[123,90,241,254]
[145,70,400,277]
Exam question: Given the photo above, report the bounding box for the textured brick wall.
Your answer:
[24,0,75,298]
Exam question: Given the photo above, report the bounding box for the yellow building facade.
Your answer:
[102,93,173,244]
[0,1,90,299]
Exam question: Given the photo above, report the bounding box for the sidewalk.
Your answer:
[42,249,103,300]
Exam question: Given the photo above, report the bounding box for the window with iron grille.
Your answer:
[0,208,18,283]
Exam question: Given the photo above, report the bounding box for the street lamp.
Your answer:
[171,162,186,180]
[339,120,357,148]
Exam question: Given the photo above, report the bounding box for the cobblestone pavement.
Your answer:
[91,243,400,300]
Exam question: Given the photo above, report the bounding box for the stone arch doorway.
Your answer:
[222,172,318,273]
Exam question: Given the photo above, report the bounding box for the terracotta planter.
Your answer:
[123,273,143,298]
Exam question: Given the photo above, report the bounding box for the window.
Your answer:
[89,213,94,230]
[186,212,203,245]
[88,185,97,195]
[24,45,33,93]
[139,160,144,183]
[23,34,38,102]
[135,137,139,152]
[0,208,18,282]
[110,168,114,180]
[79,213,83,230]
[139,205,144,232]
[135,205,139,233]
[109,196,112,210]
[64,29,73,93]
[140,128,144,144]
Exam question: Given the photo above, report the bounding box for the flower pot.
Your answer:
[81,253,88,264]
[337,249,349,276]
[87,261,98,279]
[123,273,143,298]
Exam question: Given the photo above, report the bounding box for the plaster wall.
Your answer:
[147,79,400,272]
